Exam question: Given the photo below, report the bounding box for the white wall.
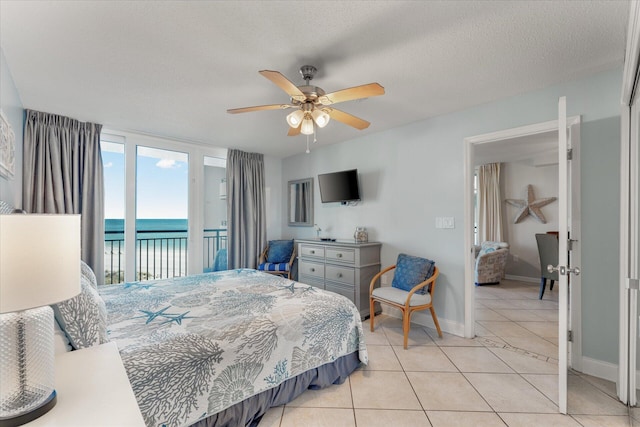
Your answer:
[501,161,559,279]
[0,47,23,207]
[281,68,622,365]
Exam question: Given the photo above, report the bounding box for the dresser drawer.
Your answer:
[298,260,324,279]
[326,248,355,264]
[300,244,325,259]
[325,265,355,285]
[325,282,355,302]
[298,275,325,290]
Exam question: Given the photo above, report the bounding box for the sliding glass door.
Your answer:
[136,146,189,280]
[203,156,227,272]
[101,131,227,284]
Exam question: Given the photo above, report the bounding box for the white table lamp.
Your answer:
[0,214,81,426]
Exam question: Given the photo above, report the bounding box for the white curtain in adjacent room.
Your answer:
[477,162,504,243]
[22,109,105,284]
[226,149,266,269]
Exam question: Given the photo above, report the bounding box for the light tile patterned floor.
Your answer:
[258,279,631,426]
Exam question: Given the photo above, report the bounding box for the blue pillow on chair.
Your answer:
[391,253,435,295]
[266,240,294,263]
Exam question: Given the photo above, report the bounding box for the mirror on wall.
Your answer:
[288,178,314,226]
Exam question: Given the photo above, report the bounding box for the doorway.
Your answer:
[463,115,582,413]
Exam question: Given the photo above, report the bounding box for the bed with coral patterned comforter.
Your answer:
[99,269,368,427]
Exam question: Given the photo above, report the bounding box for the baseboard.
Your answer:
[504,274,539,284]
[580,356,618,383]
[380,307,465,337]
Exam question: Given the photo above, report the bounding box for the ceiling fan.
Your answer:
[227,65,385,137]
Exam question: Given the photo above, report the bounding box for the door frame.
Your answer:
[618,0,640,406]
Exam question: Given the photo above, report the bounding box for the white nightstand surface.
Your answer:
[27,341,145,426]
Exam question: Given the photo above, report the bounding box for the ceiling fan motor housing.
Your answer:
[299,65,317,82]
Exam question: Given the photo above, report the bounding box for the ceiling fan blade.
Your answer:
[227,104,294,114]
[287,124,301,137]
[318,83,385,105]
[324,108,370,130]
[259,70,307,102]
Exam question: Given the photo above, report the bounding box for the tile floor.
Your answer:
[258,279,632,426]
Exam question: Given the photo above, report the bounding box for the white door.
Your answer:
[552,96,582,414]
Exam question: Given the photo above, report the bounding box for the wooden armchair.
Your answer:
[369,257,442,349]
[257,240,296,279]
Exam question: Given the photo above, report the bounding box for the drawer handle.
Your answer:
[337,253,343,258]
[337,273,343,278]
[310,250,315,254]
[310,268,315,272]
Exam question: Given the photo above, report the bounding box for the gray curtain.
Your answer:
[23,110,105,284]
[226,149,266,269]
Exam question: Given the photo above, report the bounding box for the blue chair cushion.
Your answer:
[391,253,435,295]
[258,262,290,272]
[266,240,294,263]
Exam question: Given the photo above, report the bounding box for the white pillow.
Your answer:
[80,260,98,290]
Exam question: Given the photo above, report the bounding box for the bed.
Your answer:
[54,267,368,427]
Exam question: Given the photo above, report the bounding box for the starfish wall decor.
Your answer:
[505,184,557,224]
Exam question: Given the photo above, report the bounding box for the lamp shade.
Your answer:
[0,214,81,313]
[300,117,314,135]
[286,110,304,128]
[312,109,331,128]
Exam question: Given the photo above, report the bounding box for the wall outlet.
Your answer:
[381,275,389,286]
[442,217,455,229]
[435,217,443,229]
[513,254,519,263]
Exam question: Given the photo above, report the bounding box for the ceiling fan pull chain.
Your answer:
[306,135,310,154]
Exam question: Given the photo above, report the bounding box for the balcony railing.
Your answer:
[104,228,227,284]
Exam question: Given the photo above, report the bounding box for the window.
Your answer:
[100,131,227,284]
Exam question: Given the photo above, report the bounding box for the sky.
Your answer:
[102,144,189,219]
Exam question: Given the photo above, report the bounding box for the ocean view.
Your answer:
[105,218,188,237]
[104,218,189,283]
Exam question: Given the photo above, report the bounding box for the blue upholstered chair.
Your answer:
[257,240,296,279]
[213,248,228,272]
[369,253,442,349]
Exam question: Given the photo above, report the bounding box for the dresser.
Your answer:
[296,239,381,319]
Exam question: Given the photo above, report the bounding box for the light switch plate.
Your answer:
[442,217,455,229]
[435,217,443,229]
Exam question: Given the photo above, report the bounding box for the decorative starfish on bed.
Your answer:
[160,311,194,325]
[135,306,174,324]
[505,184,557,224]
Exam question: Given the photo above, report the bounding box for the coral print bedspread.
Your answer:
[99,269,368,427]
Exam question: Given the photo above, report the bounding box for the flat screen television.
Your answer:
[318,169,361,203]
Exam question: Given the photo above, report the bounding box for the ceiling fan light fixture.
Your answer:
[301,117,314,135]
[312,109,330,128]
[286,110,304,127]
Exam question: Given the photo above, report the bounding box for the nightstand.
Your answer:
[26,342,145,426]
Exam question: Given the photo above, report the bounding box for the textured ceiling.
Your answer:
[0,1,630,158]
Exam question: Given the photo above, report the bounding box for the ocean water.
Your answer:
[104,218,189,281]
[105,218,188,238]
